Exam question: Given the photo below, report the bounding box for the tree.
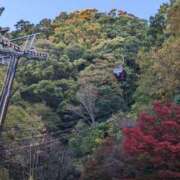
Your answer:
[82,102,180,179]
[20,79,77,109]
[123,101,180,178]
[36,18,53,38]
[77,84,98,125]
[65,43,85,61]
[4,135,80,180]
[167,0,180,36]
[12,20,35,38]
[147,3,169,47]
[1,8,163,178]
[68,84,98,126]
[78,56,128,121]
[14,20,34,32]
[133,0,180,112]
[69,122,110,158]
[134,35,180,113]
[81,137,139,180]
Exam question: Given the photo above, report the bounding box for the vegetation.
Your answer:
[0,0,179,179]
[82,102,180,179]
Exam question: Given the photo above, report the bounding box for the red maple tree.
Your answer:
[123,101,180,178]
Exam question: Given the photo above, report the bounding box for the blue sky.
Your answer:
[1,0,169,30]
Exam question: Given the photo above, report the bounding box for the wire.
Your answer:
[1,126,71,134]
[0,128,72,146]
[2,137,62,153]
[0,140,61,165]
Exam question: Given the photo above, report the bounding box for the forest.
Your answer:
[0,0,179,179]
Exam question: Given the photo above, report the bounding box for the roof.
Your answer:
[113,65,123,75]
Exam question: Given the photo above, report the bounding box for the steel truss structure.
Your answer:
[0,33,48,131]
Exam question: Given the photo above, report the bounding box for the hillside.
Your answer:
[0,1,180,179]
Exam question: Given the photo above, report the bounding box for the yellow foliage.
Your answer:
[78,9,97,20]
[95,138,102,144]
[167,0,180,35]
[137,36,180,102]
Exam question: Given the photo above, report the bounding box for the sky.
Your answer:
[0,0,169,30]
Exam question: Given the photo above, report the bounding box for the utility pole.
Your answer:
[0,33,48,132]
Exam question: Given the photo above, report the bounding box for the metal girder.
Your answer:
[0,56,10,65]
[0,48,48,59]
[0,56,18,130]
[0,33,48,59]
[0,33,48,131]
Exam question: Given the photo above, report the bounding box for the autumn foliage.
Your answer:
[123,101,180,178]
[82,102,180,179]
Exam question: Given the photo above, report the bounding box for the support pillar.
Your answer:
[0,56,19,132]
